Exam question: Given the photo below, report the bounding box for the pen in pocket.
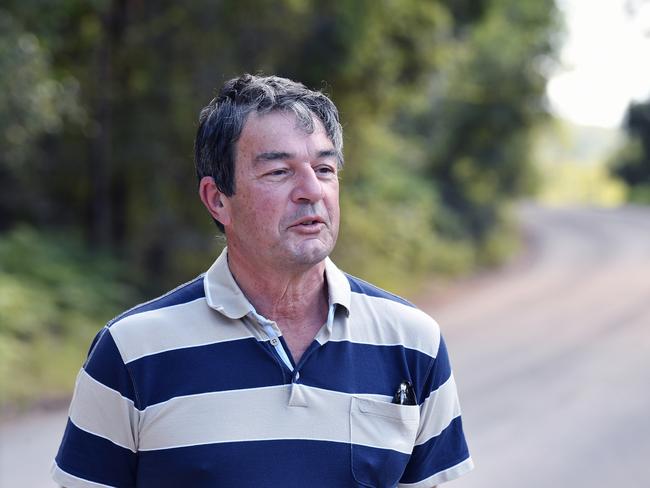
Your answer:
[392,380,416,405]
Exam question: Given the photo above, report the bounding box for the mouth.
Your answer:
[290,216,326,229]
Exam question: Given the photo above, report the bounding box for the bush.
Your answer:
[0,226,137,411]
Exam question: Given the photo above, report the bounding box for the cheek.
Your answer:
[238,192,284,226]
[325,186,340,220]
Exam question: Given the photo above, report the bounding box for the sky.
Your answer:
[546,0,650,128]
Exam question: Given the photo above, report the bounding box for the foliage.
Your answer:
[410,0,559,244]
[533,119,627,207]
[0,11,83,164]
[1,0,559,287]
[332,124,474,293]
[610,100,650,202]
[0,9,85,227]
[0,1,560,408]
[0,227,137,410]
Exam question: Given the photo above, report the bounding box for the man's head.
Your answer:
[195,74,343,231]
[195,74,343,271]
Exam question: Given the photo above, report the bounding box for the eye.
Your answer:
[315,165,337,176]
[265,168,289,177]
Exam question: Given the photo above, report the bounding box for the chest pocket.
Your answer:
[350,396,420,488]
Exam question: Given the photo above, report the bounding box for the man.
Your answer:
[52,74,473,487]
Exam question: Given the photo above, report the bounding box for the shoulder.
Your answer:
[95,275,208,364]
[343,273,441,359]
[345,273,416,308]
[108,274,206,328]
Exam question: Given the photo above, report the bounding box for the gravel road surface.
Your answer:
[427,204,650,488]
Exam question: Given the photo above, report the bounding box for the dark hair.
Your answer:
[194,74,343,231]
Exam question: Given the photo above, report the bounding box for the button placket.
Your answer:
[252,314,293,372]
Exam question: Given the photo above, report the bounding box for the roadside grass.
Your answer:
[0,227,137,413]
[531,118,629,208]
[627,184,650,205]
[537,162,628,207]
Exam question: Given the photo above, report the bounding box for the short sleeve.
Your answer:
[51,327,140,487]
[398,337,474,487]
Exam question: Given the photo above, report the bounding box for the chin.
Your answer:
[289,241,334,267]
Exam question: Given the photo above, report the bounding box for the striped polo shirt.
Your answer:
[52,249,473,487]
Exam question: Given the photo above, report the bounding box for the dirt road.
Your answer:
[425,204,650,488]
[0,408,66,487]
[1,204,648,487]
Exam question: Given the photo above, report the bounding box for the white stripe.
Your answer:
[109,298,257,363]
[51,461,114,488]
[69,369,139,452]
[326,293,441,358]
[141,386,392,413]
[397,457,475,487]
[414,374,462,446]
[107,275,203,327]
[138,385,418,455]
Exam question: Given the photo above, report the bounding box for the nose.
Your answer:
[291,165,323,203]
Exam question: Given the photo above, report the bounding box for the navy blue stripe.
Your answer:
[400,415,470,484]
[129,338,287,406]
[346,273,415,308]
[421,337,453,402]
[84,328,137,403]
[279,335,297,368]
[55,419,137,487]
[351,444,411,488]
[126,339,449,408]
[300,341,445,403]
[108,276,205,326]
[138,439,401,488]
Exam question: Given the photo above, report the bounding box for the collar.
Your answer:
[203,247,351,320]
[324,255,351,315]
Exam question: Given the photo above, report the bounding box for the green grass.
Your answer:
[537,162,628,207]
[0,226,137,412]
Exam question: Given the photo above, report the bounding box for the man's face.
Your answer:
[221,110,340,272]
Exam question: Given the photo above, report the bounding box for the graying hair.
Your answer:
[194,74,344,211]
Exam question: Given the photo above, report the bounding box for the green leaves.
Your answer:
[0,0,562,409]
[1,0,560,289]
[0,227,135,409]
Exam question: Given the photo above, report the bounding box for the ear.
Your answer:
[199,176,232,227]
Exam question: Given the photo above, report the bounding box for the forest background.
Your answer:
[1,0,648,411]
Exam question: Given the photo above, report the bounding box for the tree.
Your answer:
[1,0,560,291]
[413,0,559,251]
[611,100,650,201]
[0,9,83,229]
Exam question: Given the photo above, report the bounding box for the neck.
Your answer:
[226,249,329,323]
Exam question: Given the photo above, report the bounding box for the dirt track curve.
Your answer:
[1,203,649,487]
[421,204,650,488]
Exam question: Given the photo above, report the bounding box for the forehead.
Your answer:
[238,110,332,150]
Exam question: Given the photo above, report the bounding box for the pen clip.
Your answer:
[392,380,416,405]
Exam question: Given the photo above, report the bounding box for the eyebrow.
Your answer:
[316,149,339,159]
[254,151,292,162]
[254,149,338,163]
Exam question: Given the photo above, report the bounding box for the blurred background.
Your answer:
[1,0,649,486]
